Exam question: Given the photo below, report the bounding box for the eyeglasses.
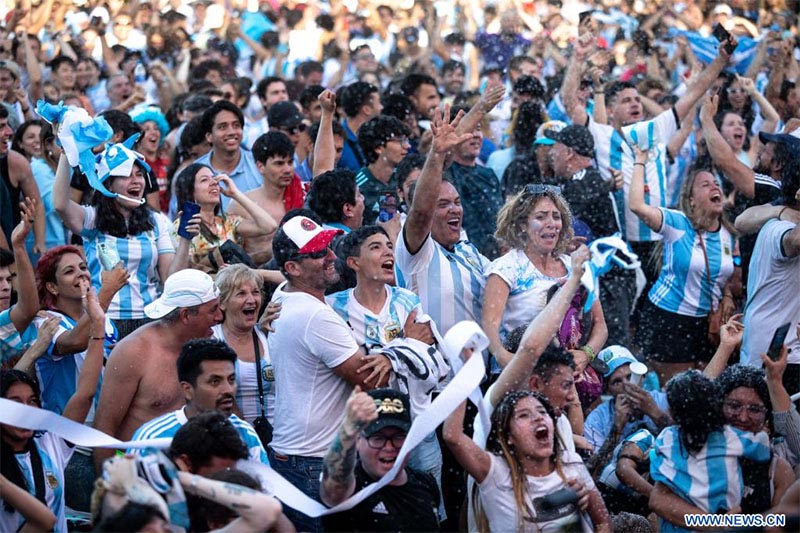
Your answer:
[386,136,409,145]
[522,184,562,196]
[363,432,406,449]
[723,400,768,418]
[726,87,746,95]
[355,53,375,61]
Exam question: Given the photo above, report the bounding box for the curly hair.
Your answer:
[716,364,773,432]
[357,115,410,164]
[495,187,574,254]
[666,370,723,454]
[306,169,358,224]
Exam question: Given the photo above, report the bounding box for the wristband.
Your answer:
[778,207,788,221]
[581,345,596,361]
[634,162,646,168]
[89,336,105,341]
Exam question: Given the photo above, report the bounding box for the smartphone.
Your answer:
[90,15,102,27]
[539,488,579,510]
[98,243,121,271]
[712,23,736,54]
[578,10,593,25]
[178,201,201,240]
[767,323,791,361]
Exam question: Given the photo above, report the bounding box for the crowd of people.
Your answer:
[1,0,799,531]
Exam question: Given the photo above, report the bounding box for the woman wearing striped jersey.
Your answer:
[630,145,738,385]
[211,265,275,424]
[53,144,186,340]
[649,371,771,532]
[0,287,106,532]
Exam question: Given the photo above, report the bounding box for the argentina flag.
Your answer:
[667,29,762,75]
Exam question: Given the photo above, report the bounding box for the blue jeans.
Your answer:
[267,448,325,532]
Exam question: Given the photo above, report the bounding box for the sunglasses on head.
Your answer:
[522,184,562,196]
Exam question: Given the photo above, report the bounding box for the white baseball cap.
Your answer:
[144,269,219,319]
[272,216,343,267]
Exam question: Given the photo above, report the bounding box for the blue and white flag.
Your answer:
[667,29,762,75]
[580,234,640,313]
[36,99,114,196]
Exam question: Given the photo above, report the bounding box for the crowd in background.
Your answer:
[0,0,799,531]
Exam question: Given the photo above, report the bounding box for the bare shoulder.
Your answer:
[108,323,163,363]
[7,150,32,176]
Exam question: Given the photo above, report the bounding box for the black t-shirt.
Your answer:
[561,167,619,241]
[322,463,441,532]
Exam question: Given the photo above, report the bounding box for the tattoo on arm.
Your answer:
[323,432,358,486]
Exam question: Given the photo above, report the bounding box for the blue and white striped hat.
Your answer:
[95,134,151,187]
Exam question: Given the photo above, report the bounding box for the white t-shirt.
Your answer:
[0,433,74,533]
[742,220,800,365]
[267,282,359,457]
[485,249,571,339]
[478,451,596,532]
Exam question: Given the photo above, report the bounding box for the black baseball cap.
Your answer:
[363,388,412,436]
[268,101,304,129]
[513,75,545,98]
[544,124,595,157]
[758,131,800,155]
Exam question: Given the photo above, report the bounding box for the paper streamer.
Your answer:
[581,234,640,313]
[0,398,171,450]
[239,338,487,517]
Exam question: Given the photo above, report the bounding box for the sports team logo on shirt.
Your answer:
[46,471,59,489]
[723,245,731,256]
[384,322,401,342]
[366,325,380,341]
[263,365,274,382]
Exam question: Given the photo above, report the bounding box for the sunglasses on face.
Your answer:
[284,123,307,135]
[726,87,746,95]
[292,247,330,261]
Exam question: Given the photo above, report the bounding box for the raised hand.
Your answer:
[699,93,719,124]
[430,105,477,155]
[341,386,378,437]
[574,32,596,61]
[736,75,755,95]
[318,89,337,114]
[11,197,37,247]
[477,83,505,114]
[216,174,239,197]
[719,313,744,350]
[84,286,105,324]
[569,243,590,275]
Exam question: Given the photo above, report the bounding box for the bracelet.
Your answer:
[634,162,646,168]
[89,336,105,341]
[777,207,788,221]
[593,90,604,94]
[581,345,596,361]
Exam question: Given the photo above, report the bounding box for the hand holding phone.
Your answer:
[712,23,736,55]
[767,323,791,361]
[178,201,201,240]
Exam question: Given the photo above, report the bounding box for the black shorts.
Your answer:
[634,298,714,364]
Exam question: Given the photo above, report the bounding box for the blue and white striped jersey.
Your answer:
[0,308,37,364]
[649,209,735,317]
[650,425,771,532]
[0,432,74,533]
[33,311,117,418]
[81,206,175,320]
[587,109,679,242]
[395,232,489,336]
[327,285,421,350]
[129,407,269,465]
[598,428,655,491]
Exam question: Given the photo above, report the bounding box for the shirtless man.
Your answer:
[228,131,296,264]
[92,269,222,470]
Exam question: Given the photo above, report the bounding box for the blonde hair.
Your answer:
[495,188,574,255]
[214,265,264,308]
[678,170,736,236]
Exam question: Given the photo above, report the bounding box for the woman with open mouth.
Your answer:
[53,142,185,340]
[211,264,274,426]
[630,145,738,386]
[444,385,610,532]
